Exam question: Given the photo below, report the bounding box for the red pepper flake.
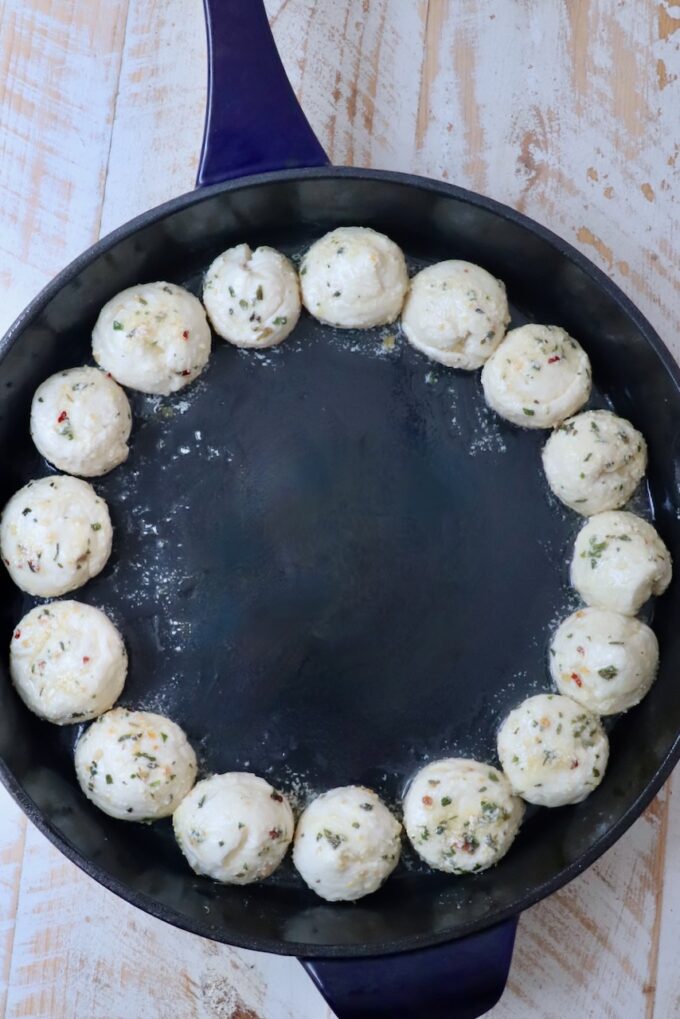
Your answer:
[182,330,190,340]
[82,656,91,664]
[270,791,283,802]
[576,646,585,656]
[570,759,580,769]
[547,355,561,364]
[28,559,40,573]
[268,828,281,840]
[57,410,68,423]
[422,795,433,806]
[571,672,583,687]
[180,369,191,377]
[13,630,21,639]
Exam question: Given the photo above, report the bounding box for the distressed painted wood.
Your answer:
[99,0,206,235]
[1,788,329,1019]
[0,0,130,332]
[0,788,26,1019]
[1,1,679,1016]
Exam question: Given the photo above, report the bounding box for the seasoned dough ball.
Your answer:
[403,759,523,874]
[542,410,647,515]
[203,244,300,348]
[401,261,509,370]
[571,511,672,615]
[10,601,127,724]
[75,708,197,821]
[173,773,294,883]
[497,694,608,807]
[30,367,132,477]
[0,476,112,597]
[92,282,211,395]
[300,227,408,329]
[293,786,401,901]
[481,324,591,428]
[549,608,658,715]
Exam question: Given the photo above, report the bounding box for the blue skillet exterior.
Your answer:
[1,168,679,967]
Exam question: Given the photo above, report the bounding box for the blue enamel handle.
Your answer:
[302,918,517,1019]
[197,0,329,186]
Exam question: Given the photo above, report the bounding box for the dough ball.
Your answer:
[92,282,211,395]
[30,366,132,477]
[403,759,523,874]
[0,476,112,597]
[481,324,591,428]
[542,410,647,515]
[75,708,197,821]
[497,694,608,807]
[401,261,509,370]
[173,772,294,883]
[203,244,300,348]
[300,227,408,329]
[571,510,672,615]
[10,601,127,724]
[293,786,401,901]
[549,607,658,715]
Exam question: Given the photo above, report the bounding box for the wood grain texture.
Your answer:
[0,0,130,334]
[2,793,329,1019]
[0,788,27,1019]
[1,1,679,1016]
[100,0,206,235]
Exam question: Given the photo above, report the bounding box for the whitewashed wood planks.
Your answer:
[100,0,206,236]
[0,786,330,1019]
[0,1,679,1016]
[0,0,130,334]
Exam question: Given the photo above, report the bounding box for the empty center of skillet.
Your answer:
[51,290,595,803]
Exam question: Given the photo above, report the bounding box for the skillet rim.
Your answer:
[1,165,679,959]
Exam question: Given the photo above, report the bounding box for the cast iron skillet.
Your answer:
[1,3,679,1017]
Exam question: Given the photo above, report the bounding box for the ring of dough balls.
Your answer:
[92,282,211,395]
[0,475,112,597]
[481,324,591,428]
[571,510,672,615]
[10,601,127,725]
[173,772,294,884]
[549,607,658,715]
[75,708,197,821]
[497,694,609,807]
[30,367,132,477]
[300,227,408,329]
[293,786,401,901]
[542,410,647,515]
[401,260,509,370]
[403,759,523,874]
[203,244,300,348]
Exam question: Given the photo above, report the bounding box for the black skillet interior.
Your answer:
[1,170,679,957]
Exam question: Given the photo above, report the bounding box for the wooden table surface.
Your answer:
[1,2,679,1016]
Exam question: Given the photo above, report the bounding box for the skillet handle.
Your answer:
[197,0,329,186]
[300,917,517,1019]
